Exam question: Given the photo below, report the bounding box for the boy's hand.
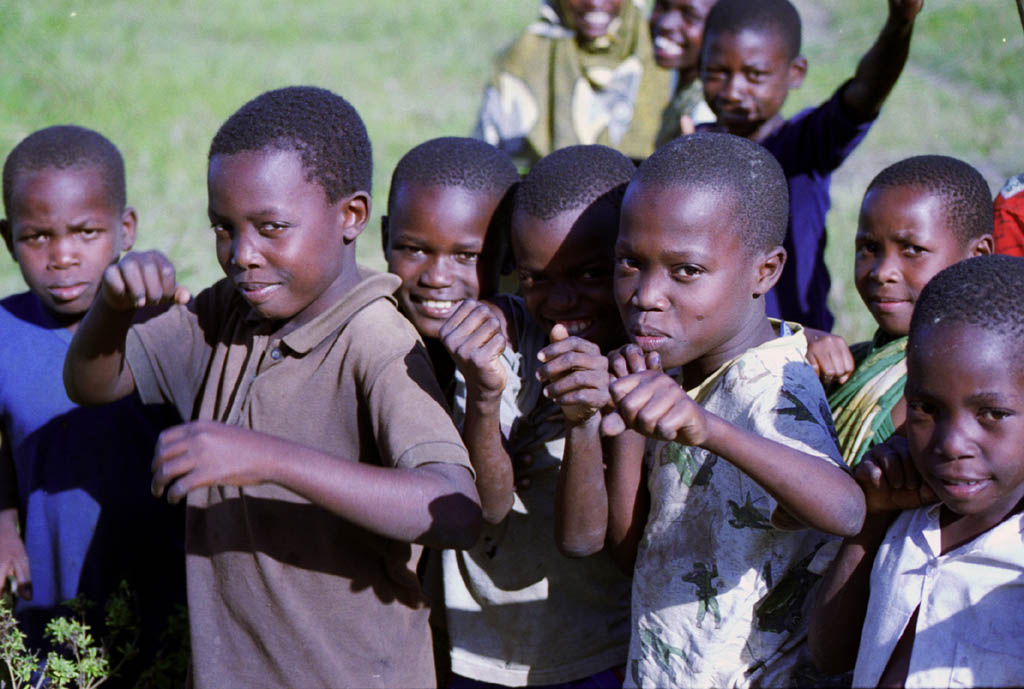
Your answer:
[889,0,923,23]
[440,300,507,397]
[805,329,855,386]
[855,435,936,513]
[610,369,708,445]
[151,421,272,504]
[601,344,662,437]
[536,324,610,424]
[102,250,191,311]
[0,509,31,600]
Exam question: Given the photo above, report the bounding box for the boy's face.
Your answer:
[207,149,367,331]
[615,182,770,370]
[562,0,625,42]
[384,183,504,339]
[906,323,1024,529]
[700,28,805,140]
[511,200,622,352]
[650,0,717,72]
[855,185,991,337]
[1,166,135,329]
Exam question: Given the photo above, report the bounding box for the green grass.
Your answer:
[2,0,1022,343]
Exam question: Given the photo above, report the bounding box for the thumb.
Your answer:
[550,323,569,343]
[680,115,696,136]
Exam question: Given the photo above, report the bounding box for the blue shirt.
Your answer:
[0,291,182,649]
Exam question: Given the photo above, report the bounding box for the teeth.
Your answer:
[421,299,459,310]
[655,36,683,56]
[583,11,610,24]
[945,479,981,486]
[560,320,591,335]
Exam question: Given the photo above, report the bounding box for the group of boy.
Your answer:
[2,0,1023,688]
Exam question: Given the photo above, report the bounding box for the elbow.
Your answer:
[833,490,867,538]
[480,493,514,526]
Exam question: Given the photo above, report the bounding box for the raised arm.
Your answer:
[440,299,515,524]
[610,369,866,537]
[841,0,924,122]
[64,250,190,405]
[150,421,481,550]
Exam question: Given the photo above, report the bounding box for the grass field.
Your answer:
[2,0,1022,342]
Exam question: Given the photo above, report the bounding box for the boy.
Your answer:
[474,0,670,169]
[557,133,865,687]
[698,0,923,331]
[651,0,717,146]
[810,254,1024,688]
[0,125,183,662]
[63,87,481,688]
[994,173,1024,257]
[383,136,519,393]
[808,155,993,466]
[438,145,636,686]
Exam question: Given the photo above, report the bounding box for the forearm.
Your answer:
[462,388,515,524]
[554,415,608,557]
[267,441,482,550]
[64,299,137,405]
[701,414,866,536]
[809,514,894,673]
[606,430,648,574]
[842,9,916,120]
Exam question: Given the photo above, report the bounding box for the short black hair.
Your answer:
[866,155,993,245]
[209,86,372,203]
[632,132,789,252]
[514,145,636,221]
[387,137,519,211]
[910,255,1024,354]
[703,0,802,58]
[3,125,125,217]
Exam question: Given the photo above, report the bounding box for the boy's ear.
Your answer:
[968,233,994,257]
[786,56,807,91]
[338,191,371,243]
[380,215,390,259]
[119,206,138,253]
[0,219,11,255]
[753,245,787,297]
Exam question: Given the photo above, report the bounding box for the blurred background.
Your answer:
[2,0,1021,342]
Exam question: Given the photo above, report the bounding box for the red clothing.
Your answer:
[994,174,1024,257]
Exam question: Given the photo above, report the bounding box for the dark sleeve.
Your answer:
[765,81,875,177]
[0,428,17,512]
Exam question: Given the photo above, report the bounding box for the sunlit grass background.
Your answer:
[2,0,1022,342]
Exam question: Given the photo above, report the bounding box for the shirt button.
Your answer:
[270,348,282,360]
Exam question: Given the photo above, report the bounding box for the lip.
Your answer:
[629,324,672,352]
[236,281,281,306]
[45,282,91,303]
[654,35,685,60]
[868,296,911,314]
[410,295,463,320]
[933,475,991,502]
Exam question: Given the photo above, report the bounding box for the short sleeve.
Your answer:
[351,303,471,474]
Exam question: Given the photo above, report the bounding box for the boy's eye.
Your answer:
[902,244,926,257]
[78,228,101,239]
[19,233,46,245]
[744,69,770,83]
[517,270,538,286]
[579,267,609,281]
[259,222,287,234]
[396,244,426,257]
[210,222,229,235]
[855,240,878,255]
[906,400,935,417]
[672,264,703,279]
[979,408,1014,422]
[456,252,480,264]
[615,256,639,272]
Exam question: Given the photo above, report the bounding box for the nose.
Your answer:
[545,280,581,313]
[655,9,683,33]
[630,270,669,311]
[722,74,745,103]
[420,256,454,288]
[48,234,79,270]
[869,250,899,283]
[231,228,263,269]
[934,412,975,461]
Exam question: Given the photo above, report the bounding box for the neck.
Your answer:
[681,312,777,389]
[674,67,699,94]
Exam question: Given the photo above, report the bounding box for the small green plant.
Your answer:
[0,581,141,689]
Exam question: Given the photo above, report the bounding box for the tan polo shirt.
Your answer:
[126,268,471,688]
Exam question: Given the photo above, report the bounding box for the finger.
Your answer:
[836,346,856,384]
[680,114,696,136]
[600,411,627,437]
[174,284,192,305]
[622,345,648,374]
[645,351,662,372]
[854,456,884,491]
[438,299,482,339]
[543,368,608,398]
[538,334,599,363]
[151,450,195,498]
[609,350,630,379]
[806,352,823,378]
[102,263,129,304]
[13,558,31,600]
[549,323,569,343]
[141,258,170,304]
[118,258,150,308]
[608,371,647,404]
[537,350,606,382]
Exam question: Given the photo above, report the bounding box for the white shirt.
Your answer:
[854,506,1024,688]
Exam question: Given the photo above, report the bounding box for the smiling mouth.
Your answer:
[412,297,462,319]
[555,319,593,336]
[236,282,280,304]
[654,36,684,57]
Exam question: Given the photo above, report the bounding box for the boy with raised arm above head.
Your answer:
[811,255,1024,688]
[556,133,864,687]
[698,0,923,331]
[63,86,481,688]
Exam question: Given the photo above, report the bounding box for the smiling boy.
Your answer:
[557,133,864,687]
[0,125,183,666]
[698,0,923,331]
[383,137,518,394]
[439,145,635,687]
[811,156,993,467]
[810,255,1024,688]
[63,87,481,687]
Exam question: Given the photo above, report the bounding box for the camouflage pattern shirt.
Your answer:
[625,322,845,688]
